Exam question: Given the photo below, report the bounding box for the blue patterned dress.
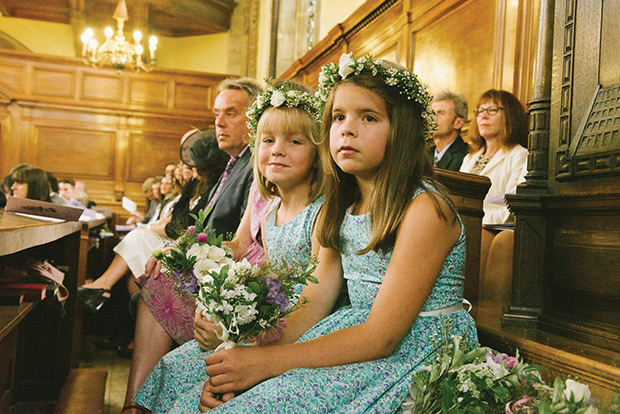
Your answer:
[199,187,478,413]
[133,196,324,413]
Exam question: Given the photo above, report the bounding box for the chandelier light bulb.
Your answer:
[133,30,142,43]
[136,44,144,56]
[82,28,94,44]
[104,26,114,39]
[89,38,98,50]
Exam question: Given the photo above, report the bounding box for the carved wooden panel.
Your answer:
[80,73,122,102]
[0,62,27,94]
[34,126,115,179]
[174,83,212,111]
[127,131,182,182]
[32,68,75,98]
[128,78,168,107]
[551,0,620,188]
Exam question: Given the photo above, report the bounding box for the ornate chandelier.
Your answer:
[80,0,157,72]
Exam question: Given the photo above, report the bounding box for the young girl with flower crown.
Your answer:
[194,54,478,413]
[131,80,330,413]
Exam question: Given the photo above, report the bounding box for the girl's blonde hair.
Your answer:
[316,60,456,254]
[253,100,323,204]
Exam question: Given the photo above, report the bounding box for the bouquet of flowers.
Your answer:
[139,210,234,344]
[152,209,234,295]
[194,256,318,351]
[401,321,620,414]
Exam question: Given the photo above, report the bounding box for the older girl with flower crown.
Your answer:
[132,80,329,413]
[196,54,478,413]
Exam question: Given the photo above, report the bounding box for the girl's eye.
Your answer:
[363,115,377,122]
[262,137,274,143]
[333,114,344,122]
[291,139,302,145]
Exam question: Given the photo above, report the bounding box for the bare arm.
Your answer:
[203,193,460,394]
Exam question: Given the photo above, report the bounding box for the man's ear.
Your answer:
[453,117,465,130]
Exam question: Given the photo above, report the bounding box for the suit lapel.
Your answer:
[208,150,250,212]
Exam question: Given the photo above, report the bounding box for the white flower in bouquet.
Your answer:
[564,379,592,403]
[194,257,318,351]
[208,245,227,262]
[194,258,220,282]
[152,209,234,295]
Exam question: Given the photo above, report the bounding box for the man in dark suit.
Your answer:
[428,90,469,171]
[121,79,263,411]
[202,78,263,237]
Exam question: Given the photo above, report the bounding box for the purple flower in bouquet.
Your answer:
[187,225,195,234]
[491,352,516,368]
[264,277,288,311]
[196,232,209,243]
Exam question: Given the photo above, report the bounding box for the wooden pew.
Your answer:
[434,168,491,307]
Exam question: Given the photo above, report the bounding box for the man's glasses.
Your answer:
[474,106,504,116]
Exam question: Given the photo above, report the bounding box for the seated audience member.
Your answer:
[58,178,86,208]
[121,78,263,414]
[2,174,12,195]
[429,90,469,171]
[11,166,52,202]
[77,130,229,314]
[47,173,66,205]
[126,177,160,226]
[459,89,528,302]
[75,180,96,208]
[164,161,177,180]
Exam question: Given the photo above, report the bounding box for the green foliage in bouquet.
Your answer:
[195,256,319,348]
[152,208,234,294]
[402,320,620,414]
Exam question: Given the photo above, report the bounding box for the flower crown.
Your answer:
[317,53,436,139]
[246,80,323,148]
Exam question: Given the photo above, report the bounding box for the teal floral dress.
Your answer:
[195,187,478,413]
[133,196,324,413]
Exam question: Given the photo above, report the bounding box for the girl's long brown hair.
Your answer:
[316,63,456,254]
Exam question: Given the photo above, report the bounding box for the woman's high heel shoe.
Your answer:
[77,287,111,314]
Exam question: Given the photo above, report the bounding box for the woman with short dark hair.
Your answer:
[11,167,52,202]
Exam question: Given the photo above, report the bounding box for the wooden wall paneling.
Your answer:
[512,0,540,104]
[0,60,27,95]
[0,106,13,174]
[31,67,76,98]
[114,116,130,201]
[345,1,406,62]
[127,130,183,183]
[80,72,123,102]
[411,0,496,120]
[128,77,169,108]
[0,50,234,216]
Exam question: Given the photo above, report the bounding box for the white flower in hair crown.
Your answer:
[246,80,323,148]
[317,53,437,140]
